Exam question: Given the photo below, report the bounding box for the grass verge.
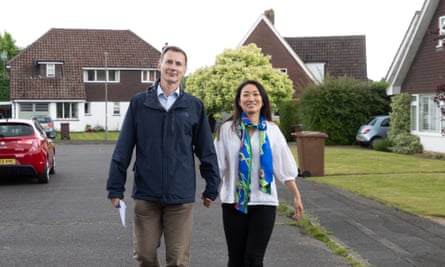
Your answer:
[278,203,371,267]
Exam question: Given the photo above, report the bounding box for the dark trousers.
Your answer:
[222,204,276,267]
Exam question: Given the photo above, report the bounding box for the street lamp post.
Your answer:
[104,52,109,141]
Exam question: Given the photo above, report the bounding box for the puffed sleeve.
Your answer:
[269,123,299,183]
[214,123,229,178]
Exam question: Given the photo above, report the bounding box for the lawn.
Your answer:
[55,131,120,141]
[290,145,445,219]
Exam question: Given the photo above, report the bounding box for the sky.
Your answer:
[1,0,425,81]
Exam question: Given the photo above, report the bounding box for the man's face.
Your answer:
[158,50,187,84]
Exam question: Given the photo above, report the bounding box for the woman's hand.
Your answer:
[293,198,304,220]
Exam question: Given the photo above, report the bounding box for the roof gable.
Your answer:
[386,0,440,95]
[239,14,318,97]
[239,15,317,80]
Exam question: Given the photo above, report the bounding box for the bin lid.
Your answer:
[295,131,328,138]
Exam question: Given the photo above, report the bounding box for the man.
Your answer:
[106,45,220,267]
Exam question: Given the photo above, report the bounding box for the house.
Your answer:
[239,10,368,98]
[386,0,445,153]
[6,28,161,132]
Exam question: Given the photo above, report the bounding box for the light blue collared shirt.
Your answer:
[157,85,180,111]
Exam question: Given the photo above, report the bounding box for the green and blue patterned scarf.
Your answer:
[235,112,273,214]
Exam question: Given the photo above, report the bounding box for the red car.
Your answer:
[0,119,56,183]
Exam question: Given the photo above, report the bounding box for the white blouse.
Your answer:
[214,120,299,206]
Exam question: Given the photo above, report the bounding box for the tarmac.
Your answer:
[187,175,445,267]
[23,144,445,267]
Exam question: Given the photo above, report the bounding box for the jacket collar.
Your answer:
[144,79,186,109]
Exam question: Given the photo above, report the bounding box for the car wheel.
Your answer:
[37,159,50,184]
[49,154,56,175]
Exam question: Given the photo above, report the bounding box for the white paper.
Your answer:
[118,200,127,228]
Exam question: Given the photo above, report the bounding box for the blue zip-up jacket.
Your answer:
[106,80,220,203]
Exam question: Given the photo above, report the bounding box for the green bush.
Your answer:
[388,93,423,154]
[298,76,390,145]
[373,138,391,152]
[389,133,423,154]
[278,99,300,141]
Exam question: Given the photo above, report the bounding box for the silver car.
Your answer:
[356,115,390,148]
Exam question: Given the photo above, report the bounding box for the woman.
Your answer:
[214,80,304,266]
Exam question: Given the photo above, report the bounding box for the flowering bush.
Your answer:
[433,83,445,115]
[433,83,445,135]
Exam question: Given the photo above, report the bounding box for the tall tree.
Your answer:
[0,31,21,101]
[185,44,293,127]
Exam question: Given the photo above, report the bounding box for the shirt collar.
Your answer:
[157,85,180,97]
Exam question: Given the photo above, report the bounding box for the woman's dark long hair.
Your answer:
[216,80,272,139]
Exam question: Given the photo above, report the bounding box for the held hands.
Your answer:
[201,191,213,208]
[202,197,212,208]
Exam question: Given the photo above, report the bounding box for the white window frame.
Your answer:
[56,102,79,119]
[46,64,55,77]
[306,62,326,83]
[275,68,287,74]
[141,69,158,83]
[113,102,120,115]
[83,69,120,83]
[418,94,441,133]
[36,61,63,78]
[436,16,445,49]
[84,102,91,115]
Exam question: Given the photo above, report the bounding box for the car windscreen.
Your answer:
[366,118,377,125]
[0,123,34,137]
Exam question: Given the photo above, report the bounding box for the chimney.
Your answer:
[264,9,275,25]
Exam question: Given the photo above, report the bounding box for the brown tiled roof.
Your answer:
[9,28,161,100]
[285,35,368,81]
[241,18,316,98]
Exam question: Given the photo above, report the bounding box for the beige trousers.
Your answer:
[133,199,194,267]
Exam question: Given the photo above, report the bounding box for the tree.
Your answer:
[0,31,21,101]
[185,44,293,128]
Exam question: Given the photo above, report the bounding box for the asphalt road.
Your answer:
[0,143,348,267]
[3,143,444,267]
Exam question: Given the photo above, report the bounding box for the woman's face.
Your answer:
[239,83,263,115]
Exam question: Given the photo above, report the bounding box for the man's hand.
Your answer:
[110,198,120,208]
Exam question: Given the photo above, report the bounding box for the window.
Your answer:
[56,102,79,119]
[113,102,120,115]
[275,68,287,74]
[19,103,49,112]
[306,62,326,83]
[46,64,55,77]
[84,102,91,115]
[35,103,49,112]
[84,69,119,82]
[142,69,158,83]
[20,103,33,112]
[419,95,440,133]
[33,61,63,78]
[437,16,445,49]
